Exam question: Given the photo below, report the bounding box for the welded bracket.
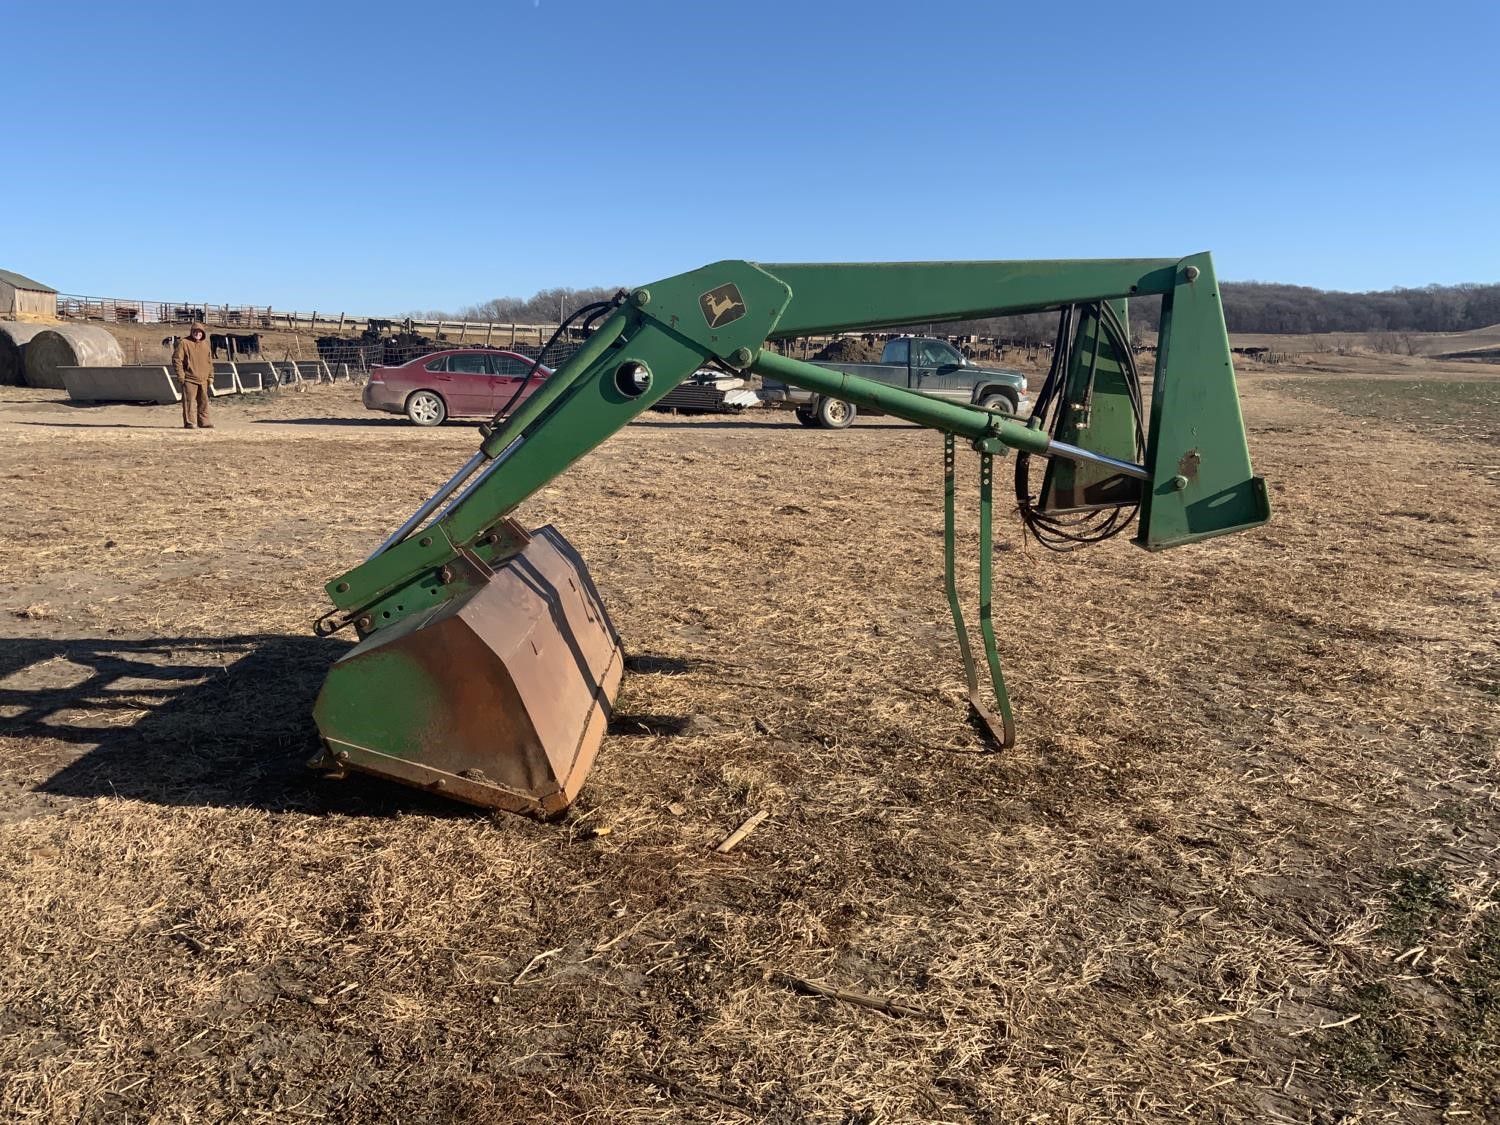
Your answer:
[943,434,1016,748]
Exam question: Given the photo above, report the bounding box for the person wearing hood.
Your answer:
[172,323,214,429]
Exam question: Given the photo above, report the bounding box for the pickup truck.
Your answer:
[758,336,1031,428]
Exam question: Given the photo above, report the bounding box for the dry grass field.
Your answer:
[0,358,1495,1122]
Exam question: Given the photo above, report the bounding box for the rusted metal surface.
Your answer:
[1178,448,1202,482]
[312,525,623,815]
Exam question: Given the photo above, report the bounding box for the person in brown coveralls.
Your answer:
[172,323,214,429]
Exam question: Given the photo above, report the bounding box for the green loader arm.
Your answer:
[325,254,1265,631]
[310,256,1268,814]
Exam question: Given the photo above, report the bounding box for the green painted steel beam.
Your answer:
[1136,253,1269,549]
[478,308,632,458]
[758,258,1181,336]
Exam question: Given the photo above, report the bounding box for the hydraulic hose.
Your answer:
[487,295,623,424]
[1013,302,1145,550]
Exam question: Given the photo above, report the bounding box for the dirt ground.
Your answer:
[0,358,1496,1122]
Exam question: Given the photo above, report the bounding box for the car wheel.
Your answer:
[406,390,447,427]
[814,397,856,429]
[978,392,1018,415]
[794,406,819,427]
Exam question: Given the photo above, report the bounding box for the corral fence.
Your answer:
[56,296,278,327]
[51,291,1087,375]
[310,328,597,374]
[52,291,1033,356]
[52,292,565,355]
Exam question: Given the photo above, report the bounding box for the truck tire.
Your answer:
[406,389,447,427]
[978,391,1018,416]
[794,406,819,427]
[814,396,856,429]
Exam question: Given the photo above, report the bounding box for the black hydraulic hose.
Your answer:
[582,295,626,334]
[1013,306,1075,544]
[485,295,623,426]
[1019,320,1137,547]
[1099,299,1145,436]
[1014,302,1145,550]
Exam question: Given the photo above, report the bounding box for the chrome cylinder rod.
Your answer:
[427,435,526,528]
[368,311,630,563]
[1044,438,1151,481]
[367,449,488,560]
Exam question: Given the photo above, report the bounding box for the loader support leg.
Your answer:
[977,452,1016,746]
[943,435,1015,748]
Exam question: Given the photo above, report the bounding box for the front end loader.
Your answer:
[310,255,1269,814]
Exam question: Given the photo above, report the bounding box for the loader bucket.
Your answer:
[311,526,623,815]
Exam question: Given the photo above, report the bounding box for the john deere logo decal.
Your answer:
[700,283,746,329]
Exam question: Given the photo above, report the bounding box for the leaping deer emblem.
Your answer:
[700,284,746,328]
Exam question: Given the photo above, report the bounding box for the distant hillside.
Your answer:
[1219,281,1500,334]
[930,281,1500,344]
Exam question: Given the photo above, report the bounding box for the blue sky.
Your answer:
[3,0,1496,314]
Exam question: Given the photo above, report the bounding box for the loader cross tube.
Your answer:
[750,349,1150,479]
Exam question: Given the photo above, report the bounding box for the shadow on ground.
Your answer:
[1,635,707,818]
[627,417,921,431]
[18,420,179,430]
[237,415,924,433]
[0,633,472,818]
[252,417,448,427]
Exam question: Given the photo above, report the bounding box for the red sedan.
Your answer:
[363,349,554,426]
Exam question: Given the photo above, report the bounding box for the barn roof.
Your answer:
[0,269,56,293]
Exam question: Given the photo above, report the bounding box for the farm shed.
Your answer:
[0,269,57,319]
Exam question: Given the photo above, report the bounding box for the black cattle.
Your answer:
[316,334,352,362]
[383,331,436,366]
[164,332,259,359]
[315,335,382,368]
[313,326,446,370]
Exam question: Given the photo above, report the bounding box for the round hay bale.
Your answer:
[0,321,49,386]
[23,325,124,389]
